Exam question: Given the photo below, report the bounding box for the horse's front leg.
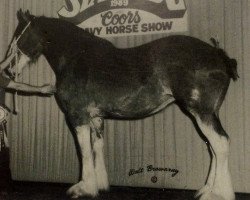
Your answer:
[90,117,109,191]
[67,125,98,198]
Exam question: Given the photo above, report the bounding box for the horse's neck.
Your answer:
[43,37,112,75]
[39,18,114,74]
[43,40,82,74]
[43,49,69,75]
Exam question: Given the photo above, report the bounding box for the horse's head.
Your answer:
[6,10,46,76]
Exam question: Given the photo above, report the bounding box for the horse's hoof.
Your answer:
[96,176,109,191]
[95,168,109,191]
[66,180,98,198]
[195,190,229,200]
[195,185,212,199]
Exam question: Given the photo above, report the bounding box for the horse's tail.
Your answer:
[210,37,239,81]
[225,57,238,81]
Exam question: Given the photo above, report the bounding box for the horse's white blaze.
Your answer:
[195,117,235,200]
[93,135,109,190]
[16,54,30,74]
[70,125,98,197]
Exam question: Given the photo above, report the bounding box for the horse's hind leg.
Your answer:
[193,113,235,200]
[195,145,216,199]
[67,125,98,198]
[91,117,109,191]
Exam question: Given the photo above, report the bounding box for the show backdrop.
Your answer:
[57,0,188,37]
[0,0,250,193]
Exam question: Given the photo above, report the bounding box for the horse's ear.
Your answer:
[17,9,34,22]
[25,10,34,21]
[22,10,30,22]
[17,9,30,22]
[17,9,25,22]
[25,10,30,17]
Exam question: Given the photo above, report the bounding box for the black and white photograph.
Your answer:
[0,0,249,200]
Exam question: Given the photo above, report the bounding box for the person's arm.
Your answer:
[1,38,19,71]
[6,80,56,95]
[0,51,16,71]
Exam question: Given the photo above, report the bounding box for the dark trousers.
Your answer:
[0,122,12,192]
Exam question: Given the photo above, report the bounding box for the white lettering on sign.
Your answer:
[57,0,188,37]
[80,0,95,13]
[148,0,163,3]
[59,0,186,18]
[148,0,186,10]
[59,0,107,18]
[111,0,129,7]
[58,0,80,18]
[167,0,186,11]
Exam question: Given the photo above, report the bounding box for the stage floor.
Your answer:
[0,182,249,200]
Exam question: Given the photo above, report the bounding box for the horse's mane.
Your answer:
[34,16,114,50]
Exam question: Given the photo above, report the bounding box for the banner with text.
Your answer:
[58,0,188,37]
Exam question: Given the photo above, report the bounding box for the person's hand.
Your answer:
[40,84,56,95]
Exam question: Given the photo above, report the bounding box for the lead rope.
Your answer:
[10,37,19,114]
[13,22,31,114]
[14,44,19,114]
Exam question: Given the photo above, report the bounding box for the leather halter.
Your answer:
[10,21,31,56]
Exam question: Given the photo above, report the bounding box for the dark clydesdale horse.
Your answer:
[5,10,238,200]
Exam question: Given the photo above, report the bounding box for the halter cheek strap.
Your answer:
[10,21,31,56]
[15,21,31,44]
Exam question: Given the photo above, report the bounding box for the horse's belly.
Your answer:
[105,92,174,119]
